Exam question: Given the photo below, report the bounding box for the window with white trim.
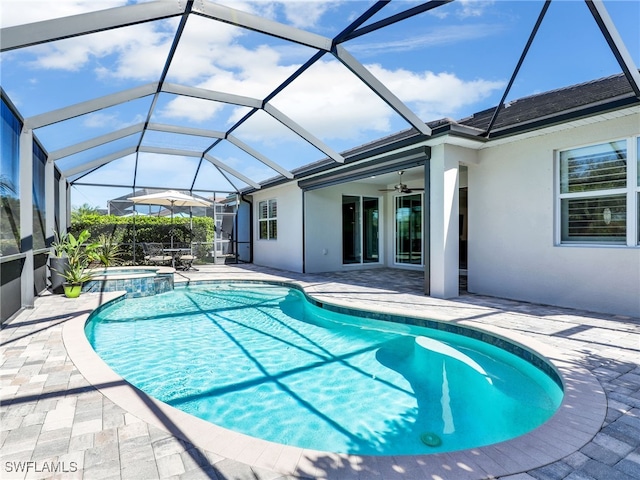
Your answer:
[557,137,639,245]
[258,199,277,240]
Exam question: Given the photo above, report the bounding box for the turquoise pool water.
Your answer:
[85,282,563,455]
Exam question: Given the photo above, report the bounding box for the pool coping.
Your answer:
[62,281,607,480]
[85,265,175,281]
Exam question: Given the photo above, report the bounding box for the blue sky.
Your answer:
[1,0,638,210]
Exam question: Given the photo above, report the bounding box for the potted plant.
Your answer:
[52,230,98,298]
[58,257,95,298]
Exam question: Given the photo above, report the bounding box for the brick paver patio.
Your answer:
[1,264,639,479]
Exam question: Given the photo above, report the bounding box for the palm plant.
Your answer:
[93,234,123,267]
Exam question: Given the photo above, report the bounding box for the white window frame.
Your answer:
[258,199,277,240]
[555,136,639,247]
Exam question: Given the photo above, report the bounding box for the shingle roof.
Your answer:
[459,71,639,133]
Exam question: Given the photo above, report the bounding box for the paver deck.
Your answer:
[2,264,639,480]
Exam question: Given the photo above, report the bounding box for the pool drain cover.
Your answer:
[420,432,442,447]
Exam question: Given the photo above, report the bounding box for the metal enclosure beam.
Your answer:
[63,147,137,178]
[147,123,226,139]
[343,0,453,41]
[139,146,202,157]
[484,0,551,137]
[204,154,262,189]
[49,124,145,160]
[333,45,432,136]
[193,0,332,51]
[227,135,293,179]
[161,83,263,109]
[25,83,158,129]
[586,0,640,99]
[263,104,345,163]
[0,2,185,52]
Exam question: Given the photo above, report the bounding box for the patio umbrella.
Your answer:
[128,190,211,248]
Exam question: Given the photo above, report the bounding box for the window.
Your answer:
[1,99,21,256]
[558,138,639,245]
[342,195,379,264]
[258,199,277,240]
[33,142,47,250]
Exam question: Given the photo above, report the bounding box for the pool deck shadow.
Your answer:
[1,264,639,480]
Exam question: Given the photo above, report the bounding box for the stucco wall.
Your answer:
[251,183,304,272]
[305,183,388,273]
[468,113,640,317]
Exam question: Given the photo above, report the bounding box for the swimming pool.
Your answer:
[85,282,563,456]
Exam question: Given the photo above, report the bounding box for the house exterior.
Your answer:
[247,73,640,318]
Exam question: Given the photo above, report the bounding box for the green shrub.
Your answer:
[71,214,215,263]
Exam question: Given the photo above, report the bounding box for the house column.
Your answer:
[429,144,460,298]
[19,126,34,308]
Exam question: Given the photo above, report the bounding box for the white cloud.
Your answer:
[158,95,227,123]
[135,153,199,188]
[367,65,505,120]
[457,0,496,18]
[348,24,504,57]
[280,1,340,29]
[224,59,504,143]
[82,111,145,130]
[0,0,128,27]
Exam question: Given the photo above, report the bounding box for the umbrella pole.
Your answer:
[132,199,137,264]
[170,200,174,248]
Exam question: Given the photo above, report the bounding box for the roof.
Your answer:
[459,71,640,134]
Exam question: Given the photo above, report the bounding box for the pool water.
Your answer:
[86,283,563,455]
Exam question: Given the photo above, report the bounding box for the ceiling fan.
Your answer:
[378,170,425,194]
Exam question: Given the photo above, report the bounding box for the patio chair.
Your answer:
[175,243,197,271]
[142,242,172,266]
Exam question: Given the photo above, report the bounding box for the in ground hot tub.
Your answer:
[83,266,174,298]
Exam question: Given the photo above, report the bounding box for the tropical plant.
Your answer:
[93,234,123,267]
[57,257,94,285]
[50,230,70,257]
[51,230,99,297]
[64,230,99,266]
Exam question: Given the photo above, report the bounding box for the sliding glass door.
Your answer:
[342,195,379,264]
[395,194,422,265]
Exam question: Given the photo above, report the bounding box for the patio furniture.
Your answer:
[165,245,196,271]
[142,242,172,266]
